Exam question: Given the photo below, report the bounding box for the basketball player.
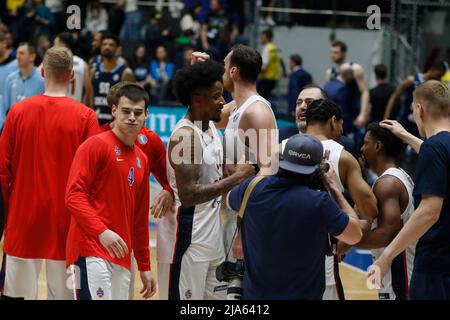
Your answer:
[0,47,100,300]
[157,60,255,300]
[54,32,93,106]
[325,41,369,133]
[102,81,173,299]
[103,81,173,218]
[290,99,378,300]
[192,45,279,261]
[66,84,156,300]
[91,33,135,125]
[356,122,415,300]
[370,80,450,300]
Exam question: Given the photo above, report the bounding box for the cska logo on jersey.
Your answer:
[137,134,148,145]
[114,146,121,155]
[128,167,135,186]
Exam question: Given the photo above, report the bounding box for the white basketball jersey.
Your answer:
[322,139,344,286]
[224,95,277,165]
[371,167,416,300]
[67,55,86,102]
[157,119,224,263]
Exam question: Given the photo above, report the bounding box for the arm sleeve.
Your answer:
[133,157,151,271]
[65,138,108,236]
[227,177,252,212]
[166,63,174,80]
[0,107,15,211]
[148,133,172,194]
[261,46,270,65]
[413,141,448,199]
[3,77,12,115]
[83,109,101,140]
[0,177,5,239]
[320,192,350,237]
[149,61,160,81]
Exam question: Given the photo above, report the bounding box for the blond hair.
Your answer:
[414,80,450,118]
[43,46,73,74]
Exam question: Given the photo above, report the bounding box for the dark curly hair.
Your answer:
[172,60,224,106]
[366,122,405,159]
[305,99,343,125]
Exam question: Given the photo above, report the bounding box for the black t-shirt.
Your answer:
[369,83,398,122]
[413,131,450,274]
[205,11,229,45]
[228,176,349,299]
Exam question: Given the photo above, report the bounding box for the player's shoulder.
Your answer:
[5,69,20,82]
[373,174,404,198]
[137,127,163,145]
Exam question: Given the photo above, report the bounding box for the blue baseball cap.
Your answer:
[280,134,323,175]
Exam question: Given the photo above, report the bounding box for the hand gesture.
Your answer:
[233,162,255,183]
[190,51,210,65]
[98,229,129,259]
[139,271,157,299]
[150,189,174,218]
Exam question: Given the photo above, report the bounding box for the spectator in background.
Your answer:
[108,0,125,36]
[4,0,27,45]
[180,2,202,39]
[119,0,142,44]
[175,46,195,71]
[262,0,277,26]
[150,45,175,103]
[26,0,55,39]
[0,32,18,117]
[369,64,399,123]
[85,1,109,35]
[1,42,44,129]
[131,43,155,98]
[34,33,50,66]
[287,54,312,116]
[143,11,165,59]
[45,0,65,35]
[200,0,234,59]
[257,29,281,101]
[4,31,16,57]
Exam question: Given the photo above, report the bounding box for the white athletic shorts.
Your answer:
[158,250,227,300]
[70,257,131,300]
[1,254,72,300]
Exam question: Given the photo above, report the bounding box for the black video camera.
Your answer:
[215,260,245,300]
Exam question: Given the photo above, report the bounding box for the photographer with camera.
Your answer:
[226,134,362,299]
